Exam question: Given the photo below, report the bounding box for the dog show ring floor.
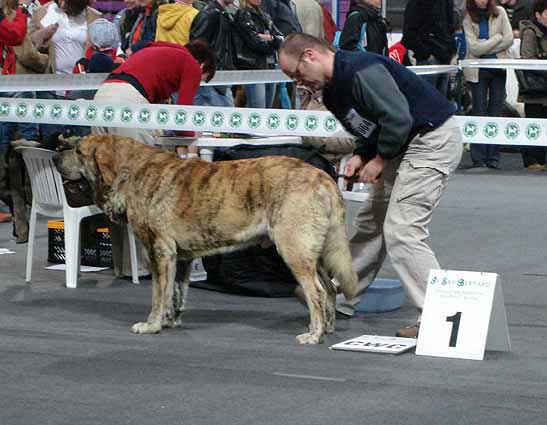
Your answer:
[1,152,547,425]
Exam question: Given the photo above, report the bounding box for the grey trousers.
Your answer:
[92,82,157,277]
[337,117,463,315]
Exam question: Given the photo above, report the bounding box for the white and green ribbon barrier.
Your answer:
[0,97,546,146]
[460,58,547,71]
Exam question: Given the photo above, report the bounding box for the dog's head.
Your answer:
[53,135,134,220]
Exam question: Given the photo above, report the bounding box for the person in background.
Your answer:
[463,0,513,169]
[30,0,101,139]
[234,0,283,108]
[0,0,28,227]
[338,0,389,55]
[402,0,457,95]
[279,33,463,338]
[319,0,336,43]
[126,0,158,55]
[518,0,547,170]
[501,0,534,36]
[156,0,198,46]
[114,0,140,52]
[92,40,216,279]
[190,0,236,107]
[292,0,323,38]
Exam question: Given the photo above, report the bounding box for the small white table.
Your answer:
[155,135,303,161]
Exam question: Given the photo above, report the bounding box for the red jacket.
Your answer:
[109,41,201,105]
[0,8,28,75]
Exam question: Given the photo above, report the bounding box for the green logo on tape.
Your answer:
[324,117,337,132]
[33,104,46,119]
[211,111,224,127]
[16,103,28,118]
[463,121,478,138]
[86,105,98,121]
[229,112,242,128]
[138,108,151,124]
[504,122,519,140]
[156,109,169,125]
[120,108,133,123]
[286,114,298,131]
[305,115,319,131]
[266,113,280,130]
[68,105,80,121]
[526,123,542,140]
[50,104,63,120]
[103,106,115,122]
[483,122,498,138]
[193,111,206,126]
[248,113,261,129]
[175,110,187,126]
[0,103,10,117]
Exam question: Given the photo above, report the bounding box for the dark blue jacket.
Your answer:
[323,50,455,160]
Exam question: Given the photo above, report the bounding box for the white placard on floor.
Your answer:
[330,335,417,354]
[416,269,511,361]
[45,264,110,273]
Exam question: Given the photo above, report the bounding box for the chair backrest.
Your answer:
[18,147,67,214]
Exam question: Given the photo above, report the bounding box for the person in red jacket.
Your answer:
[92,39,216,145]
[0,2,28,226]
[0,3,27,75]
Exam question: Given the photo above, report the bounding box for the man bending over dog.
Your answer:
[279,33,463,338]
[54,135,357,344]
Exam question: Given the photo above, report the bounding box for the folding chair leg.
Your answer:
[128,226,139,284]
[25,206,37,283]
[63,215,81,289]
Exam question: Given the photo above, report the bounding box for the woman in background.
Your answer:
[463,0,513,169]
[235,0,283,108]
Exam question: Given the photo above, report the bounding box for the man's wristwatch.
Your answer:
[19,4,30,16]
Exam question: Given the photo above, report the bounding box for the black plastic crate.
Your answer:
[47,220,113,267]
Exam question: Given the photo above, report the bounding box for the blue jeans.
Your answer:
[0,91,39,146]
[470,69,507,166]
[193,86,234,107]
[245,83,276,109]
[417,58,450,97]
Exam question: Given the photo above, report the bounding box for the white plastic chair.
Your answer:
[19,147,140,288]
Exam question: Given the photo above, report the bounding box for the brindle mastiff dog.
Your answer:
[54,134,357,344]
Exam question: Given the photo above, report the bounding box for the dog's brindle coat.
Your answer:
[54,135,357,344]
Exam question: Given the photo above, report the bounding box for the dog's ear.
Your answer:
[92,138,116,187]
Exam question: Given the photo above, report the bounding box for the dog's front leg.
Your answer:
[168,259,192,328]
[131,250,177,334]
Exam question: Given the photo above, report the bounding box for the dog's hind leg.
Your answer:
[318,265,337,334]
[169,259,191,328]
[275,241,327,344]
[131,240,177,334]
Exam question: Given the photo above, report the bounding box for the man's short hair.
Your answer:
[280,33,335,58]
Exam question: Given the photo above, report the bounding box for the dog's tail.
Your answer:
[321,196,357,300]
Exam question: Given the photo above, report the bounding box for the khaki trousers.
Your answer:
[92,82,159,145]
[92,82,159,277]
[337,117,463,315]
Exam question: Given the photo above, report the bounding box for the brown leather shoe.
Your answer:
[396,324,420,338]
[0,211,12,223]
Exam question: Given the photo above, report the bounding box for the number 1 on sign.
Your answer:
[446,312,462,347]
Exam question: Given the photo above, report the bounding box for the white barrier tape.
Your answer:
[0,65,457,93]
[408,65,459,75]
[454,116,547,146]
[0,70,290,93]
[460,59,547,71]
[1,97,546,146]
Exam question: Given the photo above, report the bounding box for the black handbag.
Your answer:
[516,28,547,97]
[232,31,258,69]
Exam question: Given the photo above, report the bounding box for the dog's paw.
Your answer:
[296,332,324,345]
[164,317,182,329]
[325,323,336,334]
[131,321,162,334]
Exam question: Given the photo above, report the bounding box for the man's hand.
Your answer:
[34,24,58,46]
[358,154,385,184]
[344,155,363,180]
